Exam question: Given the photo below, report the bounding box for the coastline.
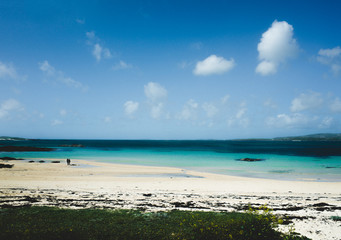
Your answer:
[1,158,341,240]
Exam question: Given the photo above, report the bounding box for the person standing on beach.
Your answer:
[66,158,71,165]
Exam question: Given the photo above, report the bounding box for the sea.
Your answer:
[1,139,341,182]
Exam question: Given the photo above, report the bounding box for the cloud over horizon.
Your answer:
[124,101,139,116]
[266,113,311,128]
[256,20,298,76]
[144,82,167,102]
[193,55,235,76]
[202,102,218,118]
[0,98,22,119]
[144,82,168,119]
[39,60,88,91]
[291,91,323,112]
[177,99,199,120]
[330,97,341,113]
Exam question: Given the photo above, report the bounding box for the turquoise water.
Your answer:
[1,140,341,181]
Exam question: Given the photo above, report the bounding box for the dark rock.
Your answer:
[0,156,24,160]
[312,202,332,207]
[311,202,341,211]
[143,193,152,197]
[39,160,45,163]
[0,146,55,152]
[172,201,195,208]
[28,160,35,163]
[51,161,60,163]
[281,215,313,224]
[236,158,265,162]
[0,163,14,168]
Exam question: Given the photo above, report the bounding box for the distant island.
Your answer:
[1,133,341,141]
[0,136,29,141]
[272,133,341,141]
[233,133,341,141]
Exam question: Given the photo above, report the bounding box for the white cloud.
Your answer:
[1,99,20,111]
[319,117,333,128]
[264,99,277,109]
[103,48,111,58]
[113,60,132,70]
[256,20,298,76]
[221,94,230,104]
[0,99,22,119]
[0,62,18,79]
[318,46,341,58]
[177,99,198,120]
[330,97,341,113]
[193,55,235,76]
[93,44,102,61]
[227,117,249,128]
[104,116,111,123]
[76,18,85,24]
[227,102,249,128]
[39,60,55,76]
[92,43,112,62]
[86,31,96,40]
[266,113,310,128]
[124,101,139,116]
[290,92,323,112]
[86,31,112,62]
[144,82,168,119]
[62,77,87,90]
[150,102,164,119]
[144,82,167,102]
[317,46,341,75]
[51,119,63,126]
[255,61,277,75]
[39,60,88,91]
[236,108,246,119]
[60,109,67,116]
[202,103,218,118]
[331,64,341,74]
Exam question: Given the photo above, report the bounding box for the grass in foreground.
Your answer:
[0,206,310,240]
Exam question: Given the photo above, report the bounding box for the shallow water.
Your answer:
[1,139,341,181]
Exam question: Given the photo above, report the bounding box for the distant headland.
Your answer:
[1,133,341,141]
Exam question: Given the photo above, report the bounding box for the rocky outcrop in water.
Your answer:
[0,157,24,160]
[236,158,264,162]
[0,146,55,152]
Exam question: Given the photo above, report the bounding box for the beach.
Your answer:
[1,159,340,240]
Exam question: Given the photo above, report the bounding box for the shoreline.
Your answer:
[1,158,341,240]
[6,155,341,183]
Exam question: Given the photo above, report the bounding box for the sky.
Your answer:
[1,0,341,139]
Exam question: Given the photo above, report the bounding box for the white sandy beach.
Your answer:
[1,159,341,240]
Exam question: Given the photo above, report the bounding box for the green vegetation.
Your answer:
[273,133,341,141]
[0,206,310,240]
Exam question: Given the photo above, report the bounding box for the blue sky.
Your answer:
[1,0,341,139]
